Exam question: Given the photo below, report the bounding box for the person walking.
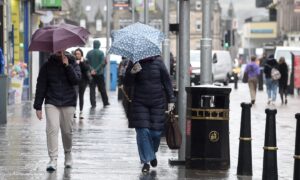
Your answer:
[244,56,260,104]
[74,48,92,119]
[258,52,268,90]
[278,57,289,104]
[86,40,109,108]
[264,55,279,105]
[124,55,176,173]
[33,51,81,171]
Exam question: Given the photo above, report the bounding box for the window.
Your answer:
[196,1,201,10]
[196,21,201,31]
[291,36,295,41]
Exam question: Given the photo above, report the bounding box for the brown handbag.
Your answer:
[165,109,182,150]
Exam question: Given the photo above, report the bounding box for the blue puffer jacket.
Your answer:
[33,52,81,110]
[124,56,175,130]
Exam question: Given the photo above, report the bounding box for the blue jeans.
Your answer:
[135,128,162,164]
[265,78,278,101]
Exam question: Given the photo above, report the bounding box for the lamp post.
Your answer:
[131,0,135,23]
[200,0,212,85]
[106,0,111,92]
[178,0,190,162]
[163,0,170,73]
[144,0,148,24]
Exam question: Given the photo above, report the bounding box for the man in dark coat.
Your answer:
[34,51,81,171]
[124,55,175,173]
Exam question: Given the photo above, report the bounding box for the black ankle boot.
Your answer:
[150,158,157,167]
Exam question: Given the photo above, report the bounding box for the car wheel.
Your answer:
[223,77,229,86]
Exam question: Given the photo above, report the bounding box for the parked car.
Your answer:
[190,50,233,85]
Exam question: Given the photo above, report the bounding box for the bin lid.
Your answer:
[185,85,231,95]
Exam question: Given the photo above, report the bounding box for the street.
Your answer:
[0,82,299,180]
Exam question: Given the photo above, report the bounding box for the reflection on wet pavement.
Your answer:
[0,83,299,179]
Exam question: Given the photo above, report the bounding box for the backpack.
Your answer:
[271,68,281,80]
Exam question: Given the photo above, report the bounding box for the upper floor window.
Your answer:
[196,1,201,10]
[196,21,201,31]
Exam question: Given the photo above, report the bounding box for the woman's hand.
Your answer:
[62,52,69,65]
[130,62,142,74]
[36,110,43,120]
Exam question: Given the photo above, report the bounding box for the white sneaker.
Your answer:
[79,111,84,120]
[46,158,57,171]
[64,152,73,168]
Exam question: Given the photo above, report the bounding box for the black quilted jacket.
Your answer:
[33,53,81,110]
[124,56,175,130]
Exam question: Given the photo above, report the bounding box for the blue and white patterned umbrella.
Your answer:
[108,22,164,63]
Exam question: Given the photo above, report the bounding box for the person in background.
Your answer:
[258,52,268,91]
[244,56,260,104]
[278,57,289,104]
[86,40,109,108]
[0,48,4,74]
[170,52,175,76]
[74,48,92,120]
[33,51,81,171]
[124,55,176,173]
[264,55,279,105]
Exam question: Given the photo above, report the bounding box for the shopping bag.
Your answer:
[165,109,182,150]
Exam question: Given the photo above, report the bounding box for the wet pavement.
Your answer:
[0,82,299,180]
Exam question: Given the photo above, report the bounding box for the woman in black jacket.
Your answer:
[278,57,289,104]
[74,48,91,119]
[33,51,81,171]
[124,55,175,173]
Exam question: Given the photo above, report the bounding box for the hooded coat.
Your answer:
[264,57,279,79]
[86,40,105,75]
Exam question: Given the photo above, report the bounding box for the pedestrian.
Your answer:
[33,51,81,171]
[0,48,4,74]
[123,55,176,173]
[74,48,92,119]
[118,56,130,88]
[86,40,109,108]
[170,52,175,76]
[244,56,260,104]
[278,57,289,104]
[258,52,268,90]
[264,55,279,105]
[117,56,130,100]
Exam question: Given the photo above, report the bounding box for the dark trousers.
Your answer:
[78,80,88,111]
[89,74,109,106]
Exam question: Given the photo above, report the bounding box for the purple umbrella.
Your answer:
[29,23,90,53]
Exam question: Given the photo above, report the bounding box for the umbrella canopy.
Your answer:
[29,23,90,53]
[108,22,164,63]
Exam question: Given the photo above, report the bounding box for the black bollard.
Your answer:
[258,69,264,91]
[237,103,252,176]
[234,73,238,89]
[262,109,278,180]
[293,113,300,180]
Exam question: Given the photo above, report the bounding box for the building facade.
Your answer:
[277,0,300,46]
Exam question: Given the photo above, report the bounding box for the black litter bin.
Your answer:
[185,85,231,170]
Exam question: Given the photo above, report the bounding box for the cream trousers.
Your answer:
[45,104,75,159]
